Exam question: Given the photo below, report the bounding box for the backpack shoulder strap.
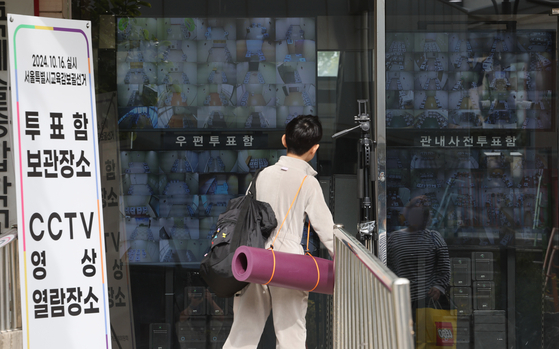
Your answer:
[248,168,263,197]
[230,168,265,248]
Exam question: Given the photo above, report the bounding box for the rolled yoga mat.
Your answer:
[232,245,334,295]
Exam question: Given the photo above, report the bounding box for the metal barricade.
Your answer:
[333,225,413,349]
[0,229,21,332]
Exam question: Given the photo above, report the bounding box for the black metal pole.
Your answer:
[333,100,377,251]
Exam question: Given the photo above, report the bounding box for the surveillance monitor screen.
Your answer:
[116,17,318,131]
[121,148,289,265]
[385,30,556,130]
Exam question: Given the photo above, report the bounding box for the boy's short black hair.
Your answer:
[285,115,323,156]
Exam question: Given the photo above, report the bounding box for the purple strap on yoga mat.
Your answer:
[232,245,334,295]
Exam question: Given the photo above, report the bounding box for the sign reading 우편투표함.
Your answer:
[7,14,111,349]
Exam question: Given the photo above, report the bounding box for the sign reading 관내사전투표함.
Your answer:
[7,14,111,349]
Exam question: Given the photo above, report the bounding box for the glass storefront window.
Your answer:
[385,2,559,348]
[74,1,375,346]
[72,0,559,347]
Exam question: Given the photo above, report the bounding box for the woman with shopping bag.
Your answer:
[387,195,453,348]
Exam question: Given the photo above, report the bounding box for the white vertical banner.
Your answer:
[8,14,111,349]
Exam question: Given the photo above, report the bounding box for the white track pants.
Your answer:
[223,283,309,349]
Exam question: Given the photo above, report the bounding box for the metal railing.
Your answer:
[333,225,413,349]
[0,228,21,332]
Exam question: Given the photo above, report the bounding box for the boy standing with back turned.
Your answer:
[223,114,335,349]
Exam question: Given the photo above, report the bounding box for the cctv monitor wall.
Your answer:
[116,17,318,131]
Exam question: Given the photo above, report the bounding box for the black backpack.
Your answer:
[199,170,277,298]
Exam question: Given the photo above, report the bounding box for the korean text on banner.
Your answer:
[7,14,111,349]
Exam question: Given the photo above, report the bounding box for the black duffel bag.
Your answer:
[200,169,277,298]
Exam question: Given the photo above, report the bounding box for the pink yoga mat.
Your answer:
[232,246,334,294]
